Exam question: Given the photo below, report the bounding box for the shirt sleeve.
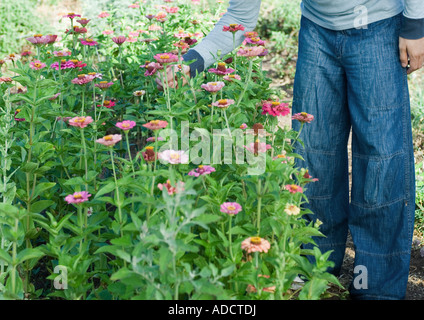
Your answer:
[401,0,424,39]
[183,0,262,77]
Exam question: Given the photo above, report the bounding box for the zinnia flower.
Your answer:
[188,165,215,177]
[237,46,266,57]
[201,81,225,93]
[223,24,245,33]
[223,74,241,81]
[65,191,91,204]
[241,237,271,254]
[133,90,146,96]
[292,112,314,123]
[246,275,276,294]
[208,62,235,76]
[71,74,95,85]
[245,37,265,46]
[285,184,303,194]
[159,150,189,164]
[80,38,98,46]
[29,60,46,70]
[0,77,13,83]
[261,101,290,117]
[116,120,136,131]
[112,36,127,45]
[141,61,163,76]
[142,146,157,162]
[154,52,179,64]
[220,202,242,215]
[68,116,93,128]
[95,81,113,90]
[63,13,81,19]
[244,31,259,38]
[158,180,185,195]
[245,141,272,154]
[284,203,301,216]
[96,134,122,147]
[142,120,168,130]
[53,50,72,57]
[77,18,90,26]
[212,98,235,109]
[97,100,116,109]
[26,34,50,45]
[98,12,110,18]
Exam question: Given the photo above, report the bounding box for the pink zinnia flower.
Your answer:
[95,81,113,90]
[80,38,98,46]
[245,37,265,46]
[128,3,140,8]
[116,120,136,131]
[30,60,46,70]
[174,30,191,38]
[246,275,276,294]
[285,184,303,194]
[212,98,235,109]
[188,165,216,177]
[112,36,127,45]
[158,150,189,164]
[98,12,110,18]
[65,191,91,204]
[241,237,271,254]
[245,141,272,154]
[77,18,90,26]
[141,61,163,76]
[165,6,178,13]
[26,34,50,46]
[237,46,266,58]
[292,112,314,123]
[208,62,235,76]
[97,100,116,108]
[96,134,122,147]
[51,60,75,70]
[53,50,71,57]
[102,30,114,35]
[142,120,168,130]
[220,202,242,215]
[201,81,225,93]
[146,136,164,142]
[244,31,259,38]
[223,24,245,33]
[154,52,179,64]
[71,74,95,85]
[68,116,93,128]
[142,146,157,162]
[14,110,25,122]
[261,101,290,117]
[158,180,185,195]
[0,77,13,83]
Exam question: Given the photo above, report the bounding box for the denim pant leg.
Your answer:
[292,17,351,276]
[344,15,416,300]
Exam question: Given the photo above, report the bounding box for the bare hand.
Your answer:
[155,64,191,90]
[399,37,424,74]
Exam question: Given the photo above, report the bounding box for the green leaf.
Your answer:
[0,249,12,264]
[16,248,44,265]
[30,200,55,213]
[32,182,56,199]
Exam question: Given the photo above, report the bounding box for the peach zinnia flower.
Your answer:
[142,120,168,130]
[285,184,303,194]
[212,98,235,109]
[68,116,93,128]
[96,134,122,147]
[201,81,225,93]
[65,191,91,204]
[237,46,266,58]
[241,237,271,254]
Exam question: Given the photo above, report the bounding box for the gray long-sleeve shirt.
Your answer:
[183,0,424,77]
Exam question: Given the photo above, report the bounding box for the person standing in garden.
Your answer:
[160,0,424,300]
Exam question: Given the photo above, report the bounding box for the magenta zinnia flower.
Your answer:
[80,38,98,46]
[158,150,189,164]
[77,18,90,26]
[65,191,91,204]
[112,36,127,45]
[292,112,314,123]
[208,62,235,76]
[116,120,136,131]
[63,13,81,19]
[261,101,290,117]
[30,60,46,70]
[154,52,179,64]
[223,24,245,33]
[96,134,122,147]
[142,120,168,130]
[220,202,242,215]
[201,81,225,93]
[188,165,216,177]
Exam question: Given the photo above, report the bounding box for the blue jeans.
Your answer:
[292,14,416,300]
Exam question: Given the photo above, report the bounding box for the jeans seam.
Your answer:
[351,150,404,161]
[350,197,404,209]
[355,248,411,257]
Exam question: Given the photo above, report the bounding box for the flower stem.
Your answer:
[236,59,253,109]
[81,128,88,191]
[257,178,262,235]
[109,149,123,237]
[228,215,234,261]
